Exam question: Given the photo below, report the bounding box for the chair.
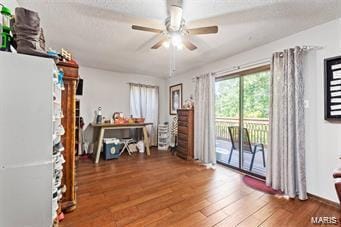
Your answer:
[228,126,266,171]
[119,138,135,156]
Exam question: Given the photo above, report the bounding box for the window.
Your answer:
[129,83,159,146]
[215,66,270,177]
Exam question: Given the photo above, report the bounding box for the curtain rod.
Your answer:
[213,58,270,77]
[128,82,159,89]
[195,45,323,79]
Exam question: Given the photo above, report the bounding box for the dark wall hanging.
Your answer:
[324,56,341,121]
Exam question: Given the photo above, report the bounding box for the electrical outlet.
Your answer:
[304,100,309,108]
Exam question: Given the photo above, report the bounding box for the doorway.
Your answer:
[215,66,270,178]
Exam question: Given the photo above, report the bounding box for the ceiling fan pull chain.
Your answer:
[170,44,176,77]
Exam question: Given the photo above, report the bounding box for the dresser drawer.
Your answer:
[178,115,188,122]
[176,146,187,155]
[177,132,187,140]
[176,109,193,160]
[178,126,188,134]
[178,120,188,127]
[178,140,188,149]
[176,150,187,159]
[177,134,187,143]
[178,110,189,116]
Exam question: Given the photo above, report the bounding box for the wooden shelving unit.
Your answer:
[57,61,79,213]
[158,124,169,150]
[75,100,81,155]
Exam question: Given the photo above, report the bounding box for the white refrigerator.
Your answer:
[0,52,57,227]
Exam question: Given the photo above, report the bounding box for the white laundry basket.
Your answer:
[137,140,145,153]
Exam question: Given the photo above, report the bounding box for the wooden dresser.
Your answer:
[176,108,194,160]
[57,61,79,213]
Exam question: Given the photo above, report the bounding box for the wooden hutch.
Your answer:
[57,61,79,213]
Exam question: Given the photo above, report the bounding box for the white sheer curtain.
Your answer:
[194,73,216,164]
[130,83,159,146]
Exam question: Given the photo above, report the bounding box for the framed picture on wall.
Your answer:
[324,56,341,121]
[169,83,183,115]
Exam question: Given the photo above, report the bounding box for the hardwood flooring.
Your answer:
[60,149,340,227]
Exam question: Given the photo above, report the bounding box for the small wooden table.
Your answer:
[91,122,152,164]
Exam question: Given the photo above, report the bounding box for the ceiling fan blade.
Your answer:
[132,25,163,33]
[151,36,167,49]
[182,38,197,51]
[187,26,218,35]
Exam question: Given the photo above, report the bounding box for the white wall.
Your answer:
[1,0,19,12]
[169,18,341,202]
[79,66,168,125]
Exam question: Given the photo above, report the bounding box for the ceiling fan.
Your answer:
[131,4,218,51]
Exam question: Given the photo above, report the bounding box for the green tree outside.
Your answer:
[215,71,270,119]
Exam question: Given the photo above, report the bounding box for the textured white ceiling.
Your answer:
[18,0,341,77]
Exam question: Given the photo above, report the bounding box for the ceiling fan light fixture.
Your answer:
[131,3,217,52]
[171,33,183,50]
[162,40,170,49]
[170,5,182,31]
[176,42,183,50]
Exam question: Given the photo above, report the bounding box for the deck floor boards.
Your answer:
[216,139,266,176]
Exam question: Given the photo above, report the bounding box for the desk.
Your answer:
[92,122,152,164]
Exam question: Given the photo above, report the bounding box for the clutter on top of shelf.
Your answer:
[0,4,12,52]
[134,117,145,123]
[113,112,145,124]
[47,48,59,58]
[95,110,146,125]
[183,95,194,109]
[113,112,123,120]
[1,5,74,63]
[12,7,54,58]
[61,48,71,61]
[96,107,103,124]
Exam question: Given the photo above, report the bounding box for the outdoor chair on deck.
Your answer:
[228,126,266,171]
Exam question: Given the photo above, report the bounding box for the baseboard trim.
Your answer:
[216,163,340,209]
[308,193,340,209]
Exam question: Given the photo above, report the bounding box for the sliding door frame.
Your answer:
[215,65,270,180]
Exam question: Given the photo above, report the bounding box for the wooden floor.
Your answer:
[60,149,340,227]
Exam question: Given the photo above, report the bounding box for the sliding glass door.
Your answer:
[216,76,240,170]
[215,67,270,178]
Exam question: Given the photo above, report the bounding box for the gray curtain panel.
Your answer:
[194,73,216,164]
[266,46,307,200]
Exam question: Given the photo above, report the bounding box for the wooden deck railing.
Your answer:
[216,117,269,146]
